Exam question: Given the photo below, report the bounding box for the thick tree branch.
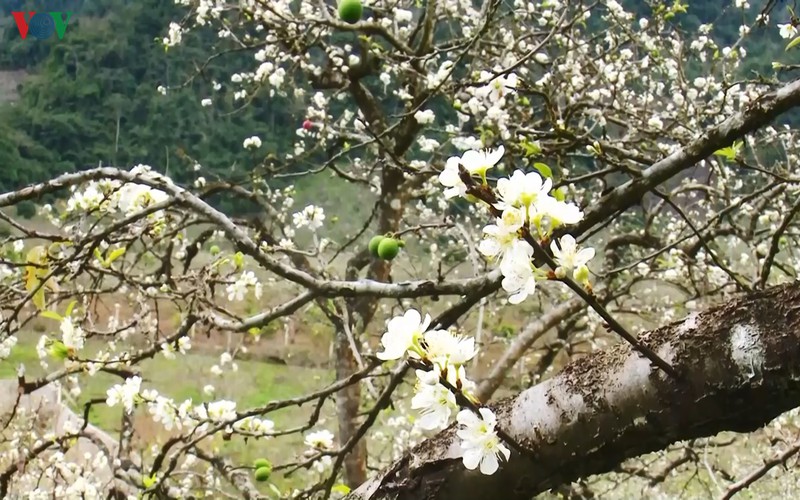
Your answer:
[349,282,800,500]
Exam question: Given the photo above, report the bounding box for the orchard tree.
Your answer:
[4,0,800,499]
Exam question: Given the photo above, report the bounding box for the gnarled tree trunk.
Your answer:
[349,282,800,499]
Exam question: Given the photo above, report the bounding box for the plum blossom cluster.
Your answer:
[65,165,170,220]
[376,309,510,475]
[226,270,263,302]
[105,377,277,437]
[440,145,595,303]
[292,204,326,231]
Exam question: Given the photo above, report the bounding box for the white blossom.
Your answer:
[243,136,262,149]
[106,376,142,414]
[456,408,510,475]
[439,146,505,198]
[376,309,431,360]
[410,369,457,430]
[550,235,595,279]
[305,429,335,450]
[292,205,326,231]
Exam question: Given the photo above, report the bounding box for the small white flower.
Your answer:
[456,408,510,475]
[305,429,335,450]
[439,146,505,198]
[243,136,262,149]
[201,98,212,107]
[535,197,584,233]
[496,169,554,216]
[550,235,595,278]
[478,207,525,267]
[292,205,326,231]
[0,336,18,360]
[177,336,191,353]
[411,370,457,430]
[226,271,260,302]
[421,330,478,367]
[106,376,142,414]
[206,400,237,422]
[61,318,86,350]
[376,309,431,360]
[438,156,468,199]
[647,116,663,130]
[414,109,436,124]
[499,241,538,304]
[477,72,518,102]
[458,146,505,179]
[779,23,798,40]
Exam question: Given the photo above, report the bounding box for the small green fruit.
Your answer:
[254,465,272,482]
[209,245,221,256]
[253,458,270,469]
[377,238,400,260]
[338,0,363,23]
[368,235,386,257]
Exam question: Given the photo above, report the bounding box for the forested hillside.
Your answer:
[0,0,790,196]
[0,0,302,197]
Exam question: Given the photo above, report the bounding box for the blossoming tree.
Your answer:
[4,0,800,499]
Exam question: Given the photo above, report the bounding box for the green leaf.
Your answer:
[93,247,104,264]
[533,162,553,178]
[233,252,245,269]
[786,36,800,51]
[519,138,541,157]
[40,310,63,322]
[33,288,46,310]
[142,474,158,489]
[65,300,77,318]
[713,140,743,162]
[332,484,351,494]
[106,247,126,265]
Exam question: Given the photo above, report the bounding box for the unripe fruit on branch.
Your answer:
[368,235,385,257]
[254,465,272,482]
[253,458,270,469]
[377,238,401,260]
[338,0,362,24]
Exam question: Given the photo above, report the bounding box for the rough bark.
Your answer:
[348,283,800,500]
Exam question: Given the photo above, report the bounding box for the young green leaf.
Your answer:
[533,162,553,178]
